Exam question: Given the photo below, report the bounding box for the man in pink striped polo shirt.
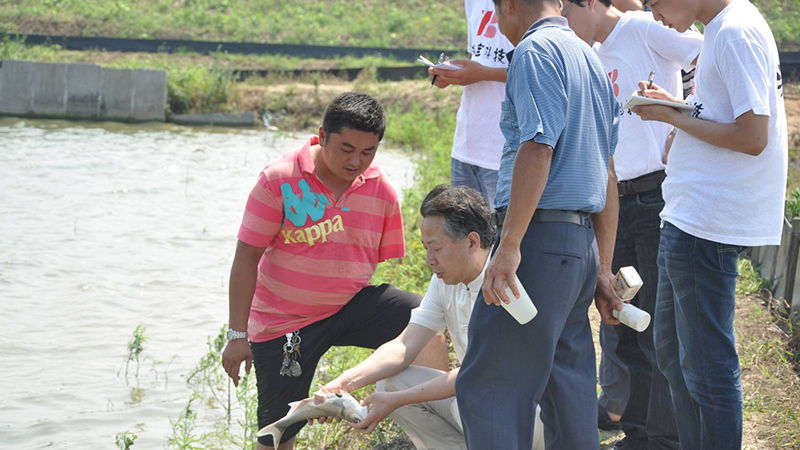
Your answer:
[222,92,433,450]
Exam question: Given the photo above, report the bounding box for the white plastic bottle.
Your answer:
[613,303,651,332]
[501,274,538,325]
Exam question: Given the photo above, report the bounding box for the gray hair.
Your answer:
[420,185,496,249]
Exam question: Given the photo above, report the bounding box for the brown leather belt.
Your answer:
[492,209,591,228]
[617,170,666,197]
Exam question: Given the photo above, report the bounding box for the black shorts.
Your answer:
[250,283,421,447]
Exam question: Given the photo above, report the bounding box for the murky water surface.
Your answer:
[0,118,413,449]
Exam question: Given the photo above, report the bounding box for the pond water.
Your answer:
[0,118,414,449]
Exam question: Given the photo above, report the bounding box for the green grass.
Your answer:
[737,259,777,295]
[0,35,412,70]
[0,35,425,114]
[372,106,455,293]
[754,0,800,49]
[4,0,800,49]
[0,0,466,49]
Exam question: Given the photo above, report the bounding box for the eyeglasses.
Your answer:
[562,0,574,16]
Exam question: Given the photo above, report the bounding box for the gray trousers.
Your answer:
[380,365,544,450]
[456,219,600,450]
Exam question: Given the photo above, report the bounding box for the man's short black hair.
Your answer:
[492,0,563,9]
[420,184,497,249]
[570,0,613,7]
[322,92,386,140]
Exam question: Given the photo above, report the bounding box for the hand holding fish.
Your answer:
[350,391,402,434]
[307,383,347,425]
[258,385,368,445]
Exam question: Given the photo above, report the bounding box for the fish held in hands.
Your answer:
[256,385,368,445]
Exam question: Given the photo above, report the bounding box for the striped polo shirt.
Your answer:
[494,16,619,213]
[238,136,405,342]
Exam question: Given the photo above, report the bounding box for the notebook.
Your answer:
[623,91,695,114]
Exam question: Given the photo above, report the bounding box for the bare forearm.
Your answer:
[338,340,415,392]
[500,141,552,247]
[668,112,768,156]
[228,242,263,332]
[483,67,508,83]
[591,167,619,275]
[392,368,459,407]
[337,326,435,392]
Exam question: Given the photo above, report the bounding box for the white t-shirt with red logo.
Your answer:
[451,0,515,171]
[661,0,788,246]
[593,11,702,181]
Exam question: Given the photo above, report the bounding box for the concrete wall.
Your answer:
[0,60,167,122]
[750,217,800,314]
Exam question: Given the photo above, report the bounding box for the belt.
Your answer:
[492,209,590,228]
[617,170,666,197]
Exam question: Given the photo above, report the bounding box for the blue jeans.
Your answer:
[456,218,599,450]
[609,187,679,450]
[655,221,744,450]
[451,157,499,211]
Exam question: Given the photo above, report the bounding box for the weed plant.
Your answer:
[115,431,138,450]
[123,324,148,384]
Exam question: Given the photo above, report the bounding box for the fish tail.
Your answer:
[256,424,283,447]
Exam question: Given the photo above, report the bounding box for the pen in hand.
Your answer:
[430,52,445,89]
[647,69,656,90]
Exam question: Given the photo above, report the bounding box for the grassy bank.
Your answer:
[4,0,800,48]
[0,0,466,49]
[0,36,424,114]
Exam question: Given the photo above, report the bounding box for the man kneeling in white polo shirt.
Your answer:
[317,184,543,450]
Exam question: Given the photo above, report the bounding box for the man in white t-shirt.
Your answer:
[563,2,702,449]
[428,0,515,210]
[320,185,544,450]
[632,0,788,448]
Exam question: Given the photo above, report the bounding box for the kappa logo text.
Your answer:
[282,215,344,247]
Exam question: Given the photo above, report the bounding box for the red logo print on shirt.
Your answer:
[607,69,620,97]
[477,10,498,38]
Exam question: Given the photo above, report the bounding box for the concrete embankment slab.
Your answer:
[0,59,166,122]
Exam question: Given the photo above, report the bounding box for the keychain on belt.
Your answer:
[279,330,302,377]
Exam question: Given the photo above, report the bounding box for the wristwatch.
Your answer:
[226,329,248,341]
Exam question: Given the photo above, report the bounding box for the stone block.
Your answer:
[65,63,101,118]
[0,60,37,116]
[99,67,133,120]
[130,69,167,122]
[31,61,67,116]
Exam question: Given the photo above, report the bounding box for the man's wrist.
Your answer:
[226,327,248,341]
[499,229,523,248]
[335,372,358,392]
